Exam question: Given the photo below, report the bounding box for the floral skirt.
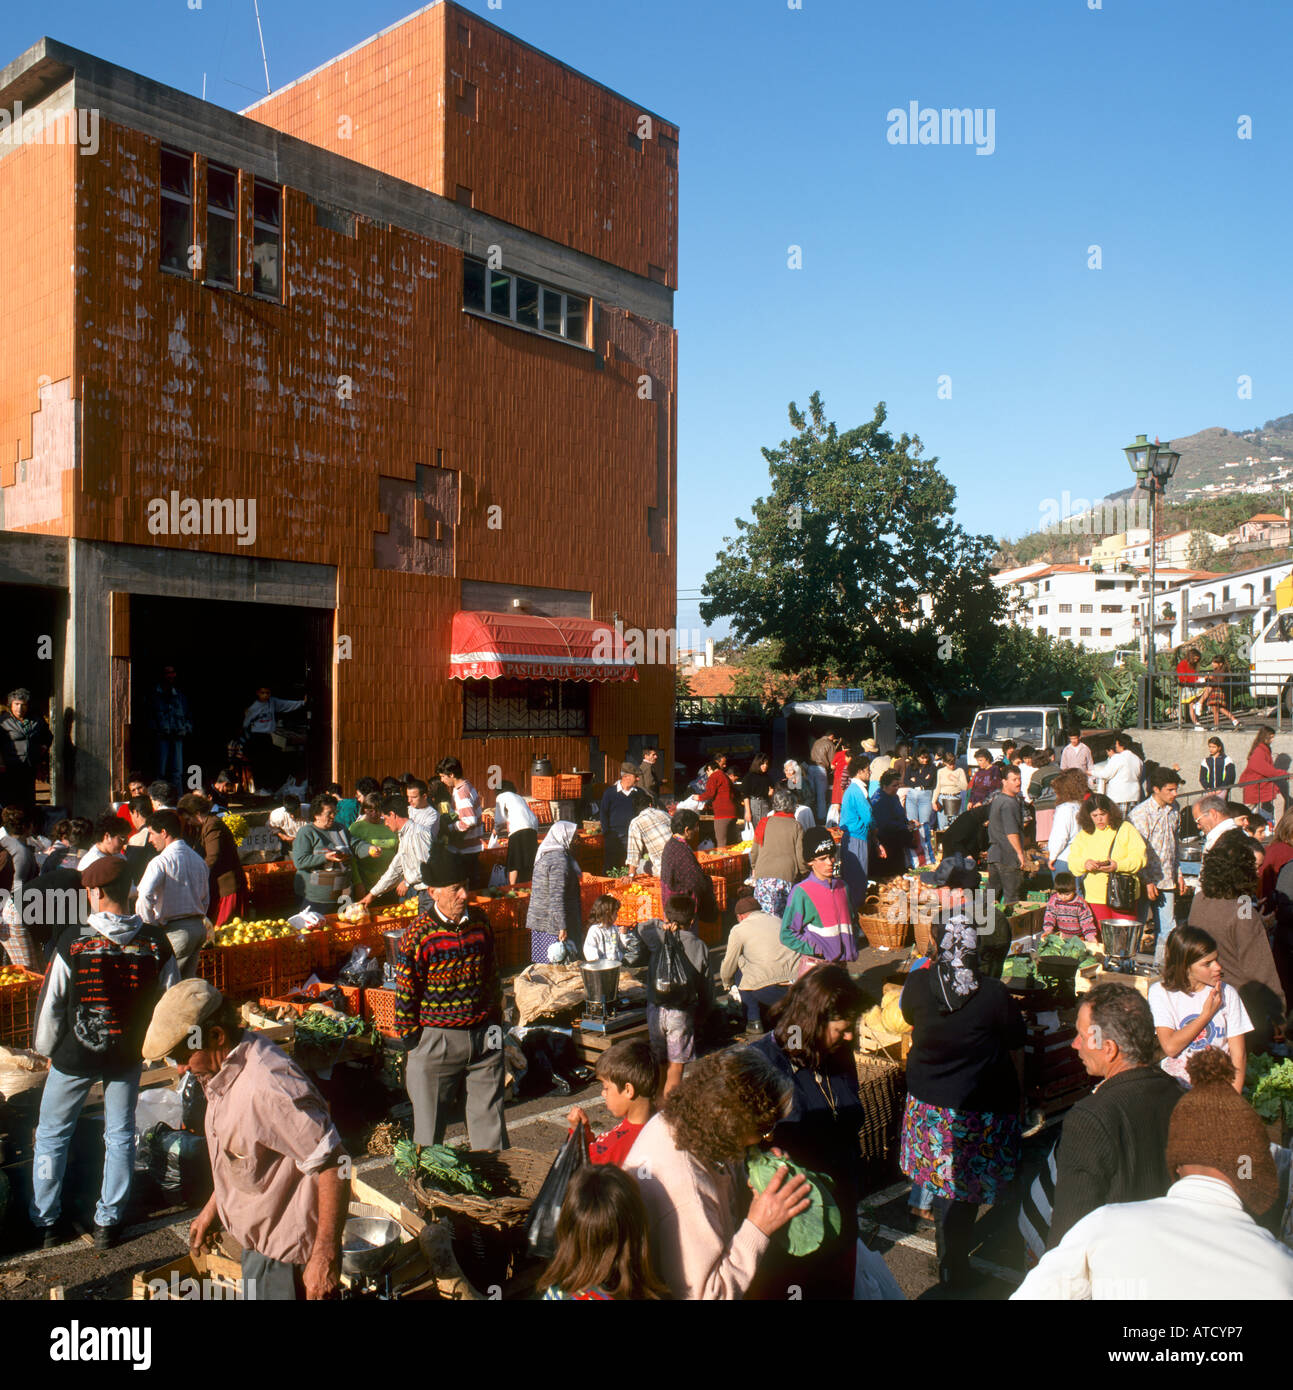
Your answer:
[899,1096,1020,1205]
[753,878,791,916]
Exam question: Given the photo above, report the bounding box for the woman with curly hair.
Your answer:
[748,965,868,1299]
[1045,769,1090,875]
[626,1045,812,1300]
[1186,832,1286,1052]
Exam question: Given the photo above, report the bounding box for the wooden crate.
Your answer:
[132,1249,243,1300]
[0,967,45,1049]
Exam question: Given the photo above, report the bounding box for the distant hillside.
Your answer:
[1103,415,1293,499]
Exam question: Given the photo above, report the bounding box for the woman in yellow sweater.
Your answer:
[1067,794,1147,924]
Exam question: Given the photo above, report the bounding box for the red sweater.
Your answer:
[1241,743,1279,805]
[704,768,737,819]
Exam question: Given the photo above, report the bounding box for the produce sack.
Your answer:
[654,931,698,1008]
[512,963,585,1025]
[525,1124,588,1260]
[0,1045,49,1100]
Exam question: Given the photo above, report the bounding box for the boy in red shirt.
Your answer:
[566,1038,657,1167]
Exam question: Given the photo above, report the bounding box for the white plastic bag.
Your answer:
[825,805,841,827]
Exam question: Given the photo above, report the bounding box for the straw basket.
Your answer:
[407,1147,551,1230]
[858,912,913,950]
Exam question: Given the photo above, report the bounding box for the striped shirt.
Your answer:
[394,904,499,1032]
[451,781,484,855]
[1042,893,1098,941]
[626,807,672,874]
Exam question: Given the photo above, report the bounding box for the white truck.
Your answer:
[966,705,1081,763]
[1247,575,1293,713]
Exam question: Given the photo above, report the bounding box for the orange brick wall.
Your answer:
[71,118,676,789]
[246,1,678,287]
[0,136,77,532]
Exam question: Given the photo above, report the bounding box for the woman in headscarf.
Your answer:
[528,820,583,963]
[750,788,806,917]
[899,868,1026,1288]
[779,758,814,823]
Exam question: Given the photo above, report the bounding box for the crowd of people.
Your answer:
[3,710,1292,1304]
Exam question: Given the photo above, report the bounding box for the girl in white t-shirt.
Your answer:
[1148,925,1251,1092]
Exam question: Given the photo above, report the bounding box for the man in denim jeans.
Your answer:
[29,856,179,1249]
[1128,767,1185,969]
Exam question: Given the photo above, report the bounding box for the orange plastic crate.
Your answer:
[0,967,45,1048]
[615,880,663,925]
[259,983,363,1018]
[363,986,401,1037]
[708,874,732,912]
[530,799,555,825]
[578,875,615,918]
[198,940,279,1000]
[531,775,558,801]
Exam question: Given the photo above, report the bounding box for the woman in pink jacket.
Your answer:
[1240,726,1280,821]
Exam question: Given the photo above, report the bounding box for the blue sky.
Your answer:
[7,0,1291,639]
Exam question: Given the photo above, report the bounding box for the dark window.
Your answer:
[206,163,238,288]
[252,179,281,300]
[489,269,511,317]
[515,278,539,330]
[160,148,193,276]
[564,296,587,344]
[1100,627,1113,636]
[462,679,589,736]
[463,258,486,311]
[541,286,563,335]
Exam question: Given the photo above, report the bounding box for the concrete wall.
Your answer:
[1132,726,1293,798]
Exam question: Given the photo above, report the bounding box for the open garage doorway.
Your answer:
[0,584,67,811]
[125,594,333,797]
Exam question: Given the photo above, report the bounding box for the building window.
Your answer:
[206,162,238,288]
[1100,627,1113,636]
[464,256,591,345]
[1043,581,1050,593]
[1080,604,1093,613]
[1079,627,1092,636]
[1058,627,1071,636]
[462,678,589,736]
[1222,586,1231,601]
[1058,603,1073,613]
[1096,580,1114,591]
[1036,605,1048,615]
[1265,576,1273,593]
[160,147,193,276]
[252,179,282,300]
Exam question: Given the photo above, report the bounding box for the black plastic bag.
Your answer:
[525,1124,588,1259]
[619,926,647,969]
[337,946,385,988]
[654,930,696,1008]
[518,1028,595,1098]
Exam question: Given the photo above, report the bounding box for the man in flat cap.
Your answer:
[29,855,179,1249]
[145,978,350,1300]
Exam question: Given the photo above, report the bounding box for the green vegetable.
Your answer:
[393,1137,495,1195]
[745,1149,840,1257]
[1245,1055,1293,1128]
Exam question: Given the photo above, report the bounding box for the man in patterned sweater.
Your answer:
[394,841,506,1150]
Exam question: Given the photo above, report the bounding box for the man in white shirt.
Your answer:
[135,809,211,978]
[241,686,306,795]
[78,813,128,872]
[1013,1048,1292,1300]
[1193,795,1239,855]
[1089,732,1143,815]
[359,796,432,907]
[403,778,441,838]
[1016,746,1039,802]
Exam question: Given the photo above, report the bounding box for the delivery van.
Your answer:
[967,706,1080,762]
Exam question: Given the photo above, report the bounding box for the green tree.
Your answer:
[700,394,1005,722]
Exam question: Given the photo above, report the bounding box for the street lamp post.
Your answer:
[1123,434,1180,728]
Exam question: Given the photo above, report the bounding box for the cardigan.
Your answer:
[527,850,582,939]
[1047,1065,1185,1248]
[751,813,806,883]
[626,1113,770,1300]
[660,837,717,919]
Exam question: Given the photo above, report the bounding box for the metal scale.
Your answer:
[337,1217,404,1300]
[578,961,646,1035]
[1100,918,1154,977]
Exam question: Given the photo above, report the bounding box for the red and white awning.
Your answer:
[449,611,638,683]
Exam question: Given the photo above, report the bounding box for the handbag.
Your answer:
[1105,823,1140,913]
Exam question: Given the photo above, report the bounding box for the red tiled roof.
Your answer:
[685,666,739,696]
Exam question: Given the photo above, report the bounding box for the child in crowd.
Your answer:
[1041,871,1098,941]
[538,1164,668,1300]
[780,827,858,965]
[268,794,303,845]
[582,893,634,963]
[567,1038,658,1167]
[1148,925,1252,1089]
[636,894,711,1097]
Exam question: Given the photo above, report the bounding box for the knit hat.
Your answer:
[803,828,835,861]
[421,840,469,889]
[733,895,759,916]
[80,855,130,893]
[1165,1049,1279,1215]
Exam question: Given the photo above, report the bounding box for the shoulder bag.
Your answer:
[1105,822,1140,913]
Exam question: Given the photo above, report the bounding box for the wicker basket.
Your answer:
[407,1147,551,1230]
[855,1049,905,1163]
[858,913,913,950]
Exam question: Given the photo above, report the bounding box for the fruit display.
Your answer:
[223,813,249,846]
[0,966,34,987]
[339,901,371,923]
[375,899,419,921]
[863,982,911,1037]
[212,916,302,946]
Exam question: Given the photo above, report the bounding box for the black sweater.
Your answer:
[1047,1064,1186,1248]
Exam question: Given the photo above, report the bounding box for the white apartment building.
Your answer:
[1148,558,1293,649]
[1153,529,1229,566]
[994,562,1208,653]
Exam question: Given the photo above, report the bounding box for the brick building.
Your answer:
[0,1,678,813]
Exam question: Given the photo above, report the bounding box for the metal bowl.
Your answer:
[340,1216,404,1277]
